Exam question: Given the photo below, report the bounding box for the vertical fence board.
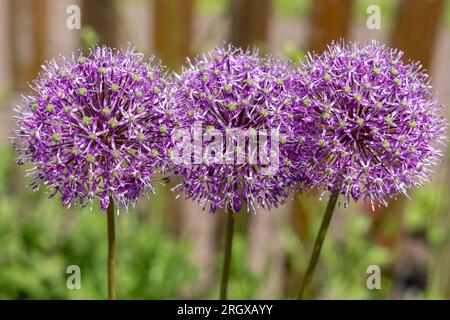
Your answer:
[8,0,47,92]
[308,0,353,52]
[229,0,271,49]
[153,0,193,68]
[391,0,444,70]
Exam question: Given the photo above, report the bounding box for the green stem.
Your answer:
[220,209,235,300]
[107,199,116,300]
[297,190,339,299]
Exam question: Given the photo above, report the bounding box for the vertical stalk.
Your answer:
[297,190,339,299]
[220,209,235,300]
[107,199,116,300]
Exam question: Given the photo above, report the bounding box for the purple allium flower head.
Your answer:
[169,45,304,214]
[294,40,447,208]
[13,45,173,211]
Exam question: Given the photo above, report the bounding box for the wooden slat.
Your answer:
[229,0,271,50]
[391,0,444,70]
[8,0,47,92]
[153,0,194,68]
[308,0,353,52]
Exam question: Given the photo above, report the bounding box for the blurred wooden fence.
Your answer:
[6,0,445,95]
[3,0,448,298]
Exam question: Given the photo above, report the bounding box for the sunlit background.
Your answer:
[0,0,449,299]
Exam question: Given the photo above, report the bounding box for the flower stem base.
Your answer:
[107,200,116,300]
[297,190,339,299]
[220,209,235,300]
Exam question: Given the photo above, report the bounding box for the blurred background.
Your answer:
[0,0,449,299]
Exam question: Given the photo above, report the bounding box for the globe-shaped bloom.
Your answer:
[13,45,173,211]
[294,40,447,208]
[169,45,305,213]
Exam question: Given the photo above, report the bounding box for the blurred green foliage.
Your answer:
[445,0,450,27]
[0,147,197,299]
[274,0,311,17]
[0,144,449,299]
[81,26,100,49]
[197,0,228,15]
[318,208,393,299]
[196,0,312,17]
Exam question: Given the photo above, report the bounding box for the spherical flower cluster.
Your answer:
[169,45,306,213]
[294,40,447,208]
[13,45,173,211]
